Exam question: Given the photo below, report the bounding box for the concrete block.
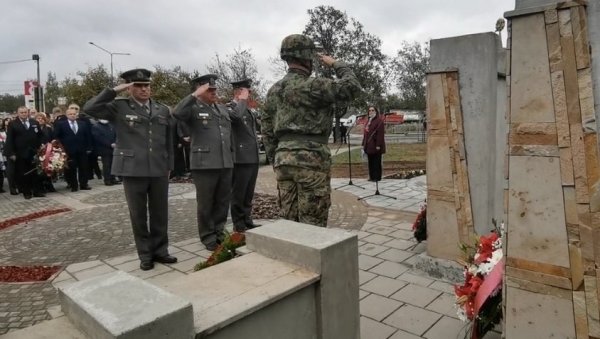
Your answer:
[413,252,464,284]
[246,220,359,339]
[58,271,194,339]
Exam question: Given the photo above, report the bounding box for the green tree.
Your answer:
[44,72,61,111]
[390,41,429,110]
[0,94,25,113]
[150,66,198,107]
[206,48,266,105]
[62,65,111,106]
[302,6,387,140]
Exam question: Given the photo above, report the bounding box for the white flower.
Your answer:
[455,304,468,322]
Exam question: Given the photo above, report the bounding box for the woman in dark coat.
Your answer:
[35,112,56,192]
[362,106,386,182]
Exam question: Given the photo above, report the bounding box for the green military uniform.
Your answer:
[228,78,260,232]
[263,34,361,227]
[83,68,175,268]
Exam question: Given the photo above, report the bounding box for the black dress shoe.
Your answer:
[33,192,46,198]
[10,190,18,195]
[80,185,92,190]
[246,223,261,229]
[154,255,178,264]
[71,187,79,192]
[140,261,154,271]
[24,194,32,200]
[46,186,57,193]
[104,181,114,186]
[205,243,218,251]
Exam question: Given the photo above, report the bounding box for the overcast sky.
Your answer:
[0,0,515,96]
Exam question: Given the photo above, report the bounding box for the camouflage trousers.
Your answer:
[274,165,331,227]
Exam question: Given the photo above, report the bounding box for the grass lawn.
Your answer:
[332,143,427,164]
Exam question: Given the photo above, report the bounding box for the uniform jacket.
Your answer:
[82,88,174,177]
[362,115,386,155]
[40,125,53,144]
[263,61,362,171]
[54,119,92,156]
[91,122,116,156]
[172,95,234,170]
[228,99,259,164]
[4,118,43,160]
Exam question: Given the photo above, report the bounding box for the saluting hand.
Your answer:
[113,83,133,92]
[317,53,336,67]
[238,88,250,100]
[192,83,210,98]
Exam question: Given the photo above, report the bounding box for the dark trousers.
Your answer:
[367,154,383,181]
[5,159,17,192]
[231,163,258,231]
[173,146,186,177]
[88,152,102,179]
[122,176,170,262]
[99,152,114,182]
[192,168,232,246]
[66,152,89,188]
[14,157,41,195]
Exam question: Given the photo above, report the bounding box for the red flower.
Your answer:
[474,232,498,264]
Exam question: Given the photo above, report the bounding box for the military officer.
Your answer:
[173,74,234,251]
[263,34,362,227]
[228,78,260,232]
[83,68,177,270]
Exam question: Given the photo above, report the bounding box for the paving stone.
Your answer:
[129,263,173,279]
[388,229,415,240]
[363,233,394,245]
[384,304,442,336]
[426,293,459,319]
[388,329,422,339]
[359,270,377,285]
[391,283,442,307]
[359,289,370,300]
[361,276,408,297]
[384,238,417,250]
[103,252,139,266]
[429,280,456,294]
[114,258,142,272]
[376,248,415,264]
[423,316,466,339]
[169,257,200,273]
[364,225,396,235]
[146,270,187,288]
[360,316,398,339]
[65,260,103,273]
[397,271,435,287]
[369,261,410,278]
[360,293,403,321]
[180,241,205,253]
[359,254,384,271]
[359,243,389,256]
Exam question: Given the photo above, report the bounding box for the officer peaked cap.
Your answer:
[192,74,218,88]
[120,68,152,83]
[230,78,252,89]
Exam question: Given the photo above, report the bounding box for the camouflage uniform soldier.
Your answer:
[263,34,361,227]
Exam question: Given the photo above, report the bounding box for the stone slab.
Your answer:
[58,270,194,339]
[162,252,319,336]
[412,252,463,283]
[0,317,85,339]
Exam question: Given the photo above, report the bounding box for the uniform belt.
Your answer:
[278,134,328,144]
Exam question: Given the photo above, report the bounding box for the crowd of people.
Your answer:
[0,33,367,271]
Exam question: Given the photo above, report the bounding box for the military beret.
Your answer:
[120,68,152,83]
[230,78,252,89]
[192,74,218,88]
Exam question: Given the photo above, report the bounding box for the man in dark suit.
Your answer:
[91,119,119,185]
[228,79,260,232]
[54,108,93,191]
[173,74,234,250]
[83,68,177,271]
[4,106,44,199]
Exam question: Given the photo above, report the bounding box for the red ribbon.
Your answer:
[42,142,53,176]
[471,258,504,339]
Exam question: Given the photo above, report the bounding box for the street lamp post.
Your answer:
[88,42,131,86]
[31,54,41,111]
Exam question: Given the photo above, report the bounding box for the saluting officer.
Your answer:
[83,68,177,271]
[228,79,260,232]
[173,74,234,251]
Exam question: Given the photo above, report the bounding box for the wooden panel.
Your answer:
[571,124,590,203]
[506,276,572,299]
[509,123,558,145]
[571,6,591,70]
[506,266,572,289]
[573,290,590,339]
[559,10,583,124]
[427,136,454,190]
[511,14,556,123]
[546,22,563,73]
[508,156,570,268]
[579,68,596,123]
[426,199,460,260]
[506,257,571,277]
[426,74,447,131]
[510,145,559,157]
[585,275,600,337]
[561,147,576,186]
[584,134,600,212]
[570,244,584,289]
[551,71,571,147]
[505,286,576,339]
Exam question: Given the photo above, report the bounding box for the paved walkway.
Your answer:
[0,169,499,339]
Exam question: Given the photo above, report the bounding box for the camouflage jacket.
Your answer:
[262,61,361,171]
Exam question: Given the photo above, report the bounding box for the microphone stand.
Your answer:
[335,123,364,190]
[358,179,396,201]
